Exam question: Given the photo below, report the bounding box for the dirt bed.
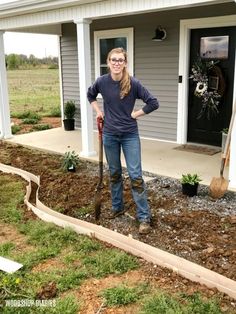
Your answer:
[0,140,235,284]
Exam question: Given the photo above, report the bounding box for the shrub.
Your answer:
[11,125,21,134]
[180,173,202,185]
[32,124,51,131]
[64,101,76,119]
[62,151,79,172]
[22,118,39,124]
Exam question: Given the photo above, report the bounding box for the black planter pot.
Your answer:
[67,164,76,172]
[63,119,75,131]
[182,183,199,197]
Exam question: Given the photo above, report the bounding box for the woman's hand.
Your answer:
[131,109,145,119]
[96,111,104,120]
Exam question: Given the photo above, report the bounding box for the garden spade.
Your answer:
[209,104,236,199]
[94,116,104,220]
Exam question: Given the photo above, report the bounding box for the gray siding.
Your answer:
[60,23,81,127]
[61,3,236,140]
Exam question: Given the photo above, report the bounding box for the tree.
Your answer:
[6,54,20,69]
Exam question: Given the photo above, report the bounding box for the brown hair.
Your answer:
[107,47,131,99]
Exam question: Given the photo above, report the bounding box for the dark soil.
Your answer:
[0,140,236,285]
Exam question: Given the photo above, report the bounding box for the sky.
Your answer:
[0,0,59,58]
[4,32,59,58]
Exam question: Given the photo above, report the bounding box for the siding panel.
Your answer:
[60,23,81,128]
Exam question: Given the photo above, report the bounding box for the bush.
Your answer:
[64,101,76,119]
[11,125,21,134]
[62,151,79,172]
[48,106,61,117]
[180,173,202,185]
[12,111,41,120]
[32,124,51,131]
[22,118,39,124]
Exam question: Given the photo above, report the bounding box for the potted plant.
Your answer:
[221,128,228,153]
[63,100,76,131]
[62,151,79,172]
[180,173,202,197]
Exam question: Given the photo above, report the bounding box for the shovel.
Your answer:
[209,104,236,198]
[94,116,104,220]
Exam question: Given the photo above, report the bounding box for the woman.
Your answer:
[87,47,159,234]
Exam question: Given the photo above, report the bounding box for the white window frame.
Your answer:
[94,27,134,81]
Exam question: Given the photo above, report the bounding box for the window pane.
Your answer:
[100,37,127,64]
[100,66,108,75]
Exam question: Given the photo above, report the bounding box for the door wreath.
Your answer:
[190,57,225,119]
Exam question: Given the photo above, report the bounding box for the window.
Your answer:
[94,28,134,79]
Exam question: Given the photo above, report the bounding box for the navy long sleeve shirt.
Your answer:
[87,73,159,134]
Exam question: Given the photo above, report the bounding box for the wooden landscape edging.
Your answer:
[1,162,236,300]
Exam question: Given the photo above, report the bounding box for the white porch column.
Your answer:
[74,19,96,157]
[229,107,236,189]
[0,31,12,139]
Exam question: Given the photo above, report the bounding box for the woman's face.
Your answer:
[108,52,126,77]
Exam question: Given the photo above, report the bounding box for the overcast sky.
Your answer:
[4,32,59,58]
[0,1,59,58]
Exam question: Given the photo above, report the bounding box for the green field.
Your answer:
[7,69,60,117]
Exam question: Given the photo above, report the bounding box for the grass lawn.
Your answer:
[0,173,228,314]
[7,69,60,117]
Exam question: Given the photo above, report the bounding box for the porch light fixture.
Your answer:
[152,26,167,41]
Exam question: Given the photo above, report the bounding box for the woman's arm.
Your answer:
[91,101,104,119]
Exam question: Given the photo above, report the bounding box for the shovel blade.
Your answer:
[209,176,229,199]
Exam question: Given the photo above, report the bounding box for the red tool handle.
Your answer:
[97,116,104,138]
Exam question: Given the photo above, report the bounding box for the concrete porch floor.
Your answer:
[5,127,229,187]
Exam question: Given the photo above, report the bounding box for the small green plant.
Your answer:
[32,124,51,131]
[180,173,202,185]
[48,106,61,117]
[22,118,39,124]
[0,242,15,256]
[11,124,21,134]
[64,100,76,119]
[222,128,228,134]
[140,292,222,314]
[100,285,140,306]
[62,151,79,171]
[11,110,41,120]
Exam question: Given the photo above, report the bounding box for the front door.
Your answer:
[188,27,236,146]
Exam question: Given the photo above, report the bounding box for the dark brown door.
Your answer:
[188,27,236,146]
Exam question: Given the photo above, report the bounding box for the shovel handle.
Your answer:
[97,117,104,139]
[220,158,226,177]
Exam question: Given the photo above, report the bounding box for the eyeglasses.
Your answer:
[110,58,125,65]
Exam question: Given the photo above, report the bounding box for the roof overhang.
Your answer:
[0,0,103,18]
[0,0,234,32]
[0,0,233,18]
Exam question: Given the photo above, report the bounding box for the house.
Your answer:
[0,0,236,188]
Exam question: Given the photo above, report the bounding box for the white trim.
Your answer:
[94,27,134,81]
[57,35,64,126]
[0,1,232,31]
[74,19,96,157]
[0,0,231,20]
[0,31,12,139]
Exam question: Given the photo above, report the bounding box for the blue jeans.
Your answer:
[103,132,150,223]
